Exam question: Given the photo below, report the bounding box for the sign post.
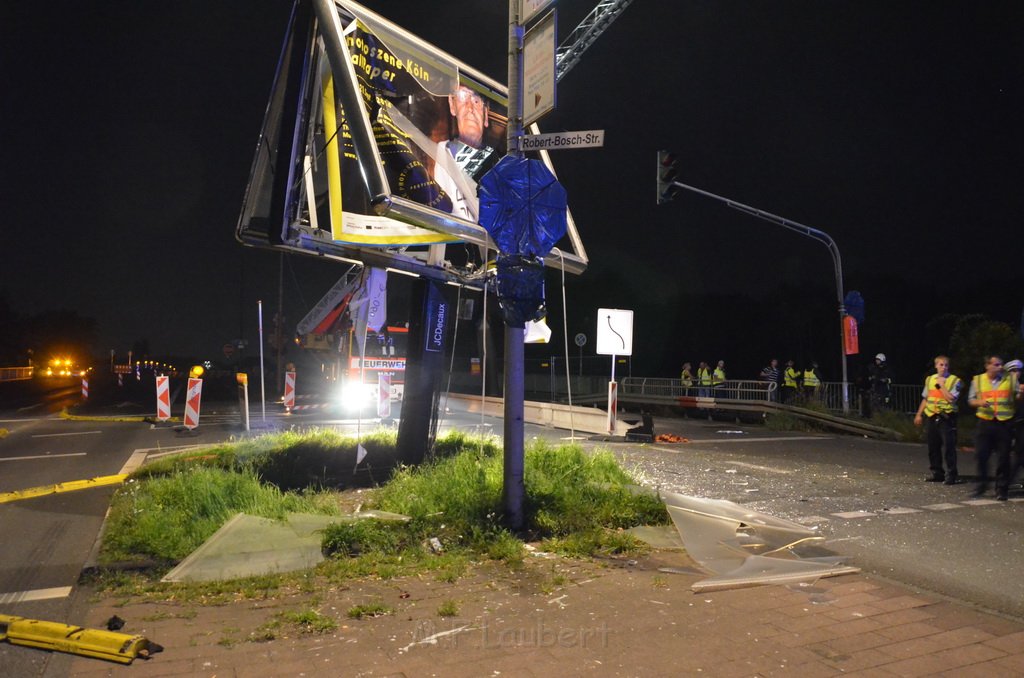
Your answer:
[596,309,634,434]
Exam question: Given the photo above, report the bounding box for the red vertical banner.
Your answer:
[184,378,203,430]
[283,371,296,410]
[844,315,860,355]
[155,376,171,421]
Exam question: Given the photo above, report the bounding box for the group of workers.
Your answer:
[679,360,726,397]
[758,358,821,403]
[913,354,1024,500]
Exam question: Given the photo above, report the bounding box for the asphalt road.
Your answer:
[602,414,1024,621]
[2,388,1023,674]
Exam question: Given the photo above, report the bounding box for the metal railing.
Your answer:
[620,378,776,402]
[0,366,34,382]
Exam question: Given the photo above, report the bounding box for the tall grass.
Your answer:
[102,467,339,562]
[102,430,667,569]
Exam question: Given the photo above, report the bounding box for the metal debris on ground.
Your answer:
[0,614,163,664]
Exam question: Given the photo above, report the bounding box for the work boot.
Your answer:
[925,474,944,482]
[970,485,988,499]
[944,473,958,485]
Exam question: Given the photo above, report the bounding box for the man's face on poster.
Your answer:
[449,85,488,148]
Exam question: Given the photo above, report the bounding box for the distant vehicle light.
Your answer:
[337,382,375,410]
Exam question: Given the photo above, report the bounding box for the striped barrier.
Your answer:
[283,371,296,410]
[155,376,171,422]
[183,378,202,430]
[81,378,89,400]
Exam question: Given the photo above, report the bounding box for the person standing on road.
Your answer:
[869,353,893,413]
[967,355,1023,500]
[782,359,800,403]
[713,360,726,392]
[1006,359,1024,487]
[697,361,712,398]
[760,358,780,401]
[913,355,963,484]
[802,362,821,402]
[680,362,694,392]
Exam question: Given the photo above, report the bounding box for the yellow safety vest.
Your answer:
[681,370,693,387]
[784,367,799,388]
[713,367,725,386]
[803,369,820,387]
[974,373,1016,421]
[698,368,711,385]
[923,374,960,416]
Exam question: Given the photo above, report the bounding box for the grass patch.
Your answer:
[437,600,459,617]
[280,609,338,633]
[94,430,668,596]
[347,601,393,619]
[101,467,339,563]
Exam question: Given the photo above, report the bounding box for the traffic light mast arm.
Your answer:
[659,175,851,415]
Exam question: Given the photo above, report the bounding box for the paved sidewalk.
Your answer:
[40,549,1024,677]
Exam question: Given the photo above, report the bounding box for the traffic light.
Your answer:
[657,150,680,204]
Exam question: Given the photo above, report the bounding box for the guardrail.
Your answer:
[621,378,776,401]
[0,366,34,382]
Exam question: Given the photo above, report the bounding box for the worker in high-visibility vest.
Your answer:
[913,355,962,485]
[696,361,712,397]
[782,360,800,403]
[712,360,726,390]
[802,362,821,401]
[968,354,1023,500]
[680,362,694,390]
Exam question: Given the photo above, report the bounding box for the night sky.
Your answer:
[3,1,1022,382]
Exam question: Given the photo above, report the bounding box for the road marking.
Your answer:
[0,418,42,423]
[0,586,72,604]
[880,506,923,515]
[678,436,827,445]
[831,510,875,519]
[724,461,794,475]
[921,503,964,511]
[119,450,148,475]
[31,431,102,438]
[963,498,1001,506]
[795,515,831,525]
[0,452,87,462]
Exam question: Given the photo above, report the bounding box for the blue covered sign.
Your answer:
[478,156,567,258]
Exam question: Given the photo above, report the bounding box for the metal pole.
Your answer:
[258,300,267,423]
[502,0,526,530]
[669,180,851,414]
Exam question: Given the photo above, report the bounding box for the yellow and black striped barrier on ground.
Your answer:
[0,474,128,504]
[0,614,162,664]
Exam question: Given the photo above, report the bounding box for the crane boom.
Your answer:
[555,0,634,82]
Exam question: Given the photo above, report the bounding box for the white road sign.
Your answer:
[596,308,633,356]
[520,130,605,151]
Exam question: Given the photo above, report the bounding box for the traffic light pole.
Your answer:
[663,178,851,415]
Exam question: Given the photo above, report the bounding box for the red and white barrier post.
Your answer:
[155,375,171,422]
[183,378,203,430]
[283,371,296,411]
[377,373,391,418]
[81,378,89,400]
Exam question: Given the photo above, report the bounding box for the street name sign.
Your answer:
[519,130,605,151]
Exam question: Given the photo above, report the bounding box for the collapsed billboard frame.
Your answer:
[236,0,588,287]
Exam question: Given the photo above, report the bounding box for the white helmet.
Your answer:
[1006,359,1023,371]
[875,353,886,362]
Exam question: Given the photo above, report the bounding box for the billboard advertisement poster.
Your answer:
[319,13,509,245]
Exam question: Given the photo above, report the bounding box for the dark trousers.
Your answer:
[925,415,957,479]
[975,419,1013,492]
